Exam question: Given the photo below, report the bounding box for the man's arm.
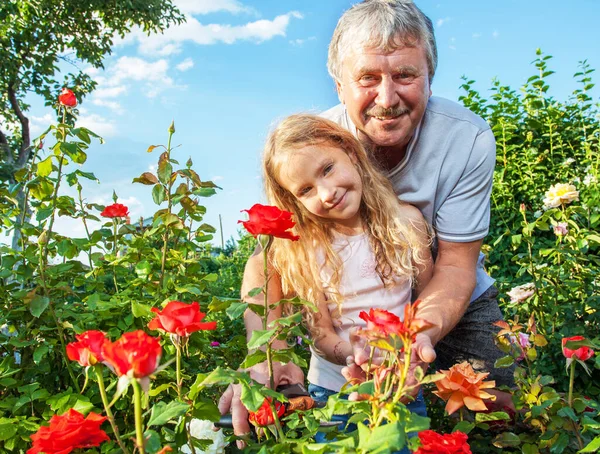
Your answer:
[413,238,482,360]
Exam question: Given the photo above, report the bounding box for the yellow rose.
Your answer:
[542,183,579,209]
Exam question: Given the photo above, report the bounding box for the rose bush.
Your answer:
[0,52,599,454]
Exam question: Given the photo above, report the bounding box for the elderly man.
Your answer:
[220,0,510,439]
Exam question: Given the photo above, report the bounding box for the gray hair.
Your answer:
[328,0,437,83]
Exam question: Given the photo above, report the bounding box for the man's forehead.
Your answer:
[343,44,426,71]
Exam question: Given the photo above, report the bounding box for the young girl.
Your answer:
[262,114,433,416]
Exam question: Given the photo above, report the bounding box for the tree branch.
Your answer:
[0,128,12,165]
[7,83,32,169]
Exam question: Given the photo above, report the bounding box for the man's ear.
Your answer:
[335,80,345,105]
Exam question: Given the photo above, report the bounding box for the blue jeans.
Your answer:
[308,383,427,454]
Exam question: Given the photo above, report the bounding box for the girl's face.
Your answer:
[278,144,363,232]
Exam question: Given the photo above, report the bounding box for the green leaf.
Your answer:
[144,429,162,453]
[226,301,248,320]
[158,157,173,185]
[240,381,265,412]
[147,401,189,427]
[133,172,159,185]
[475,411,510,423]
[240,350,267,369]
[453,421,475,434]
[135,260,152,278]
[247,329,277,350]
[152,184,166,205]
[192,398,221,423]
[494,356,515,368]
[359,421,405,452]
[549,432,569,454]
[580,436,600,453]
[248,286,263,297]
[0,421,18,441]
[492,432,521,448]
[33,345,49,364]
[557,406,577,421]
[37,156,54,177]
[132,301,153,318]
[30,296,50,318]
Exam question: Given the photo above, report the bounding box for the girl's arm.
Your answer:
[400,203,434,296]
[312,297,353,366]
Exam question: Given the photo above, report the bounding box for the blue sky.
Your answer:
[20,0,600,246]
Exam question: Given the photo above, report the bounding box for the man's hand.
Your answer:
[218,361,304,448]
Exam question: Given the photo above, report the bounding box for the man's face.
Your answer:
[336,44,432,155]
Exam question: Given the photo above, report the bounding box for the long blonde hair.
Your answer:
[263,114,429,332]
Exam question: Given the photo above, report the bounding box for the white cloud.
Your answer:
[472,32,481,39]
[211,175,224,182]
[91,99,124,114]
[93,86,127,98]
[436,17,451,27]
[176,58,194,72]
[174,0,255,15]
[126,11,303,56]
[289,36,316,46]
[492,30,500,38]
[29,113,55,136]
[76,114,117,137]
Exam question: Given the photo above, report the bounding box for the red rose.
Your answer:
[148,301,217,337]
[248,397,285,427]
[102,330,161,378]
[239,204,300,241]
[562,335,594,361]
[27,409,109,454]
[100,203,129,218]
[359,308,403,337]
[415,430,472,454]
[58,88,77,108]
[66,330,107,367]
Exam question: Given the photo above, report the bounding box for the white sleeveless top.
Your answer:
[307,232,412,391]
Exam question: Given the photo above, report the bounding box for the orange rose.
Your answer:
[248,398,285,427]
[28,409,108,454]
[433,361,496,415]
[102,330,161,378]
[148,301,217,337]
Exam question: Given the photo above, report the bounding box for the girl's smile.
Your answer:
[279,144,363,233]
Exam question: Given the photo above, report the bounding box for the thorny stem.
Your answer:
[132,379,146,454]
[112,219,119,292]
[94,366,130,454]
[175,339,182,399]
[262,245,275,390]
[159,128,175,289]
[77,185,94,270]
[37,109,79,393]
[568,359,576,408]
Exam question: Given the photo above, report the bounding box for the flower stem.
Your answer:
[112,219,119,293]
[94,366,130,454]
[132,379,146,454]
[568,359,576,408]
[175,340,182,399]
[262,245,274,389]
